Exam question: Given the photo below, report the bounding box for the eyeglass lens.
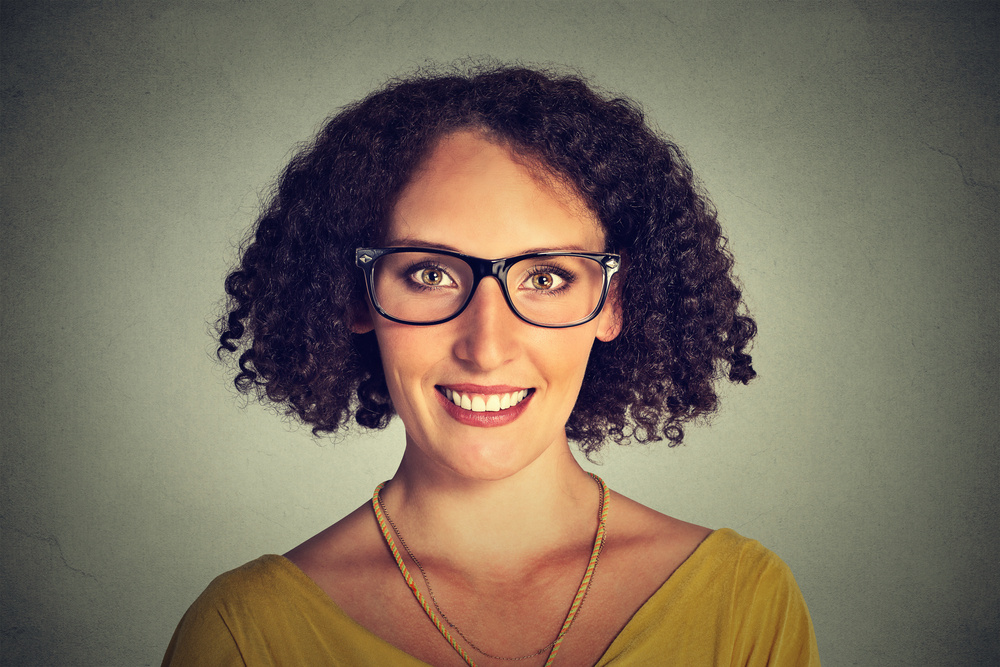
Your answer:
[371,251,608,325]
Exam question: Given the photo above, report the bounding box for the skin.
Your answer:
[286,131,711,666]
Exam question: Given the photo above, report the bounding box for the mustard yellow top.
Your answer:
[162,528,819,666]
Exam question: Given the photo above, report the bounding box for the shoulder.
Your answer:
[685,528,804,601]
[674,528,821,665]
[597,524,820,666]
[603,491,712,581]
[162,552,411,666]
[161,556,303,666]
[572,492,711,652]
[283,501,397,608]
[187,555,304,611]
[173,555,329,630]
[599,492,799,601]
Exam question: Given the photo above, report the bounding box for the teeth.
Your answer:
[443,388,530,413]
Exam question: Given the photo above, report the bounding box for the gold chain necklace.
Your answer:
[372,474,610,667]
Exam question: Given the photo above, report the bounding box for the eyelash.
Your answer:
[401,261,453,290]
[522,265,576,290]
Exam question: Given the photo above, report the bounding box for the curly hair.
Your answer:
[218,63,756,456]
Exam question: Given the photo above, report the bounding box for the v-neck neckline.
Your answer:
[273,528,728,666]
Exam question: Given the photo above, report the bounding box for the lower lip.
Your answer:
[436,388,533,427]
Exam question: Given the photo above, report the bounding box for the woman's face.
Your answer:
[358,130,620,481]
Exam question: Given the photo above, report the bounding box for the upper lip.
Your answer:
[436,383,531,394]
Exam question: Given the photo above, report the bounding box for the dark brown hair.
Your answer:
[218,63,756,456]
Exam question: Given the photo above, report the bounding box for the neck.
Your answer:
[378,437,602,573]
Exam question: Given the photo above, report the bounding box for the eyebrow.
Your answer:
[383,238,597,255]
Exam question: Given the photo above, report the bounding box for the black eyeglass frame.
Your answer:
[355,247,621,328]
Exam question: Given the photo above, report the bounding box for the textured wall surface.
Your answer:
[2,1,997,665]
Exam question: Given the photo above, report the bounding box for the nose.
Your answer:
[451,277,520,371]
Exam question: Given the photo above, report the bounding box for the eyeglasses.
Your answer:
[356,247,620,328]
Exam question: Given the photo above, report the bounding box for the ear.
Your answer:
[348,301,375,334]
[595,278,623,342]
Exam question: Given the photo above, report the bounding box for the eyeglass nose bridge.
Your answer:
[450,255,520,321]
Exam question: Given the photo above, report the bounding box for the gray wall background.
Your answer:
[2,1,997,665]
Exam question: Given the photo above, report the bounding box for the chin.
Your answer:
[440,444,530,481]
[432,428,563,482]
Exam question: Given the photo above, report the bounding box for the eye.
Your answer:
[529,272,560,290]
[520,266,571,292]
[407,264,457,289]
[419,268,443,286]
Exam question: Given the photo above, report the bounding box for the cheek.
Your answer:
[371,325,440,397]
[533,328,599,389]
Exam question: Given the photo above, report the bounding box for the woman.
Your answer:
[163,65,819,665]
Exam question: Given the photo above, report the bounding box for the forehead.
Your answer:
[387,131,604,255]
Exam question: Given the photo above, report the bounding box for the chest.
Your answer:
[326,543,678,667]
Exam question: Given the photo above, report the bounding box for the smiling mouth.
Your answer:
[438,387,533,413]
